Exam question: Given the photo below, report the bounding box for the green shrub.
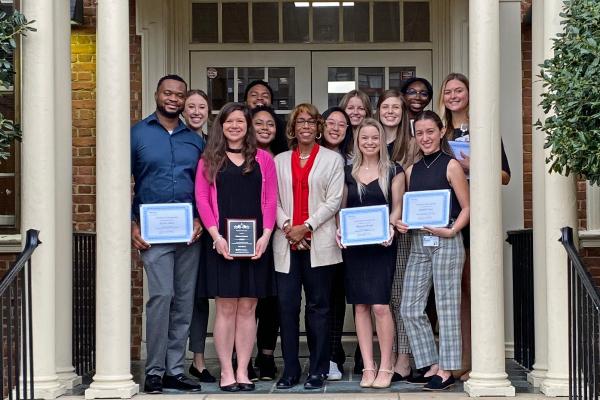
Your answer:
[0,10,34,160]
[538,0,600,185]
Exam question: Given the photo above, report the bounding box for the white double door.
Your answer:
[189,49,431,339]
[190,50,432,116]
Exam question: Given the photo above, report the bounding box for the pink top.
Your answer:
[195,148,278,232]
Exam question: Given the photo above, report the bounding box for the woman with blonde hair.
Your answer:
[375,89,418,383]
[336,118,405,389]
[339,89,373,135]
[273,103,345,390]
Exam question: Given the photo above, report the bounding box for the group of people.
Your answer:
[131,72,511,394]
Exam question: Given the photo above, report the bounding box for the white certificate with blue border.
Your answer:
[402,189,451,229]
[448,140,470,161]
[140,203,194,244]
[340,205,390,247]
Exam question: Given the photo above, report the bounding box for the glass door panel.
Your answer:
[311,51,432,114]
[190,51,311,117]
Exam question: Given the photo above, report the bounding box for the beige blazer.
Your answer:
[273,147,344,273]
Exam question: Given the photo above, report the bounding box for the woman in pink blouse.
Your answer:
[195,102,277,392]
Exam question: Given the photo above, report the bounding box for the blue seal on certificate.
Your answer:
[340,205,390,247]
[140,203,194,244]
[402,189,451,229]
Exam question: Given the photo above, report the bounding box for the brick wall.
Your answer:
[72,0,144,359]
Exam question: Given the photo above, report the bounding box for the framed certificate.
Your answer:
[402,189,451,229]
[140,203,194,244]
[448,140,470,161]
[339,205,390,247]
[227,219,256,257]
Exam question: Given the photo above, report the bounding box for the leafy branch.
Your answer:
[0,10,35,160]
[538,0,600,185]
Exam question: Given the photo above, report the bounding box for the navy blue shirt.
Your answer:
[131,113,205,220]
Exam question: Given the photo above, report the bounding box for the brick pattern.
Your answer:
[520,0,587,230]
[72,0,144,359]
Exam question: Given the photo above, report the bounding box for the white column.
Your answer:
[527,0,548,387]
[540,0,575,396]
[464,0,515,396]
[21,0,66,398]
[84,0,139,398]
[54,0,81,389]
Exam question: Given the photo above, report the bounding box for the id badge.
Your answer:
[422,235,439,247]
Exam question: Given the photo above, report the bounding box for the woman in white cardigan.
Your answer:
[273,103,345,390]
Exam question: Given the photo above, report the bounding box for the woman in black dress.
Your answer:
[195,102,277,392]
[336,118,405,389]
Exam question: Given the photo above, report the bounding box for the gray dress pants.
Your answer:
[142,242,200,377]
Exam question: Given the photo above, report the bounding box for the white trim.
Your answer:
[579,230,600,248]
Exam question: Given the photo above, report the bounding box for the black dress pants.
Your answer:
[276,251,334,377]
[329,262,346,366]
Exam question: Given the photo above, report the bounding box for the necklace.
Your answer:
[226,146,242,153]
[299,153,310,160]
[423,152,442,169]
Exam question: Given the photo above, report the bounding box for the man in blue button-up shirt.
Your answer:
[131,75,204,394]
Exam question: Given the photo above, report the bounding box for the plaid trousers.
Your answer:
[400,230,465,370]
[390,233,411,354]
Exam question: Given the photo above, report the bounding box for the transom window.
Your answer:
[191,0,430,44]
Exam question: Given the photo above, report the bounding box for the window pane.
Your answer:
[0,176,16,226]
[343,2,369,42]
[388,67,416,90]
[191,3,218,43]
[283,2,309,43]
[327,67,355,108]
[253,3,279,43]
[373,2,399,42]
[313,5,338,42]
[207,67,234,110]
[358,67,384,107]
[237,67,266,102]
[268,67,295,110]
[403,2,430,42]
[222,3,249,43]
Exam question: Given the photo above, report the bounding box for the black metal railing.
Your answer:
[72,232,96,377]
[506,229,535,370]
[561,227,600,400]
[0,229,40,400]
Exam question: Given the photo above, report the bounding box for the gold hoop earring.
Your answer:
[287,132,296,139]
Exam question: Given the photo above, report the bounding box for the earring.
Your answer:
[316,132,322,140]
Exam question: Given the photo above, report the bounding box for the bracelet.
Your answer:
[303,222,314,232]
[212,235,224,249]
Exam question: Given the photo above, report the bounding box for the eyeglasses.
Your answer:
[405,89,430,99]
[295,119,317,127]
[325,119,348,130]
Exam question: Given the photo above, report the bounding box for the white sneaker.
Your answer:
[327,361,343,381]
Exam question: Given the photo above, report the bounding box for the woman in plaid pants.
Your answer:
[397,111,470,391]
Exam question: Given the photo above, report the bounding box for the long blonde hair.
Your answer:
[351,118,393,203]
[437,72,469,131]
